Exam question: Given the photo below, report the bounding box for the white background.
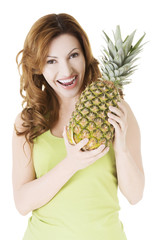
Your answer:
[0,0,160,239]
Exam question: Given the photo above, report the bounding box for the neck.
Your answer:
[58,95,80,110]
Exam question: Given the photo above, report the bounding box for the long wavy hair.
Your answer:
[15,13,102,145]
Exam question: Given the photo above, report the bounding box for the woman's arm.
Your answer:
[12,114,109,216]
[12,115,77,216]
[108,100,145,204]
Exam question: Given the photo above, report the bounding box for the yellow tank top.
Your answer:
[23,130,127,240]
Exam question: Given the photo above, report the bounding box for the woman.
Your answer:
[12,13,145,240]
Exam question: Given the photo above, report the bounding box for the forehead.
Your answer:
[48,34,81,55]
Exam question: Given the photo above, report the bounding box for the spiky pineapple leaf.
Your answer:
[123,30,136,57]
[100,26,145,89]
[108,40,117,59]
[123,49,142,64]
[130,32,146,53]
[113,25,123,51]
[103,30,117,59]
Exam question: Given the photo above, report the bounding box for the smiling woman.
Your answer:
[12,12,144,240]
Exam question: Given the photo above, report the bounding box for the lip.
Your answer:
[57,74,77,81]
[57,75,78,89]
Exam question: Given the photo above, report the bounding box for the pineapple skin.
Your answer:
[67,79,120,150]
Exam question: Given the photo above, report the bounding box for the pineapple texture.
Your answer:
[67,80,120,150]
[67,26,145,150]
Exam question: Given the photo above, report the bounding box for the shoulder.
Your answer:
[14,112,23,125]
[121,99,140,130]
[13,113,31,156]
[121,99,135,115]
[121,99,141,149]
[14,112,25,132]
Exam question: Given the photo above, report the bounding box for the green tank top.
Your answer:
[23,130,127,240]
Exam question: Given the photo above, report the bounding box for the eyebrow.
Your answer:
[47,48,79,58]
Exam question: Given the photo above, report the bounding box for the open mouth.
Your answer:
[57,75,78,88]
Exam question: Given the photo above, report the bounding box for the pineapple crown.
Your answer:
[99,25,146,89]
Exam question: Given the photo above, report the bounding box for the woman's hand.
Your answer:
[63,126,109,172]
[107,99,128,154]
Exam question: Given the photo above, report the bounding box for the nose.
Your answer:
[59,60,73,77]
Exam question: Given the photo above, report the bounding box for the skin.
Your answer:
[108,100,145,204]
[12,33,144,216]
[43,34,85,102]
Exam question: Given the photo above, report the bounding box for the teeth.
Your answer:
[58,76,76,84]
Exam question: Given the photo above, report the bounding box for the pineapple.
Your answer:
[67,26,145,150]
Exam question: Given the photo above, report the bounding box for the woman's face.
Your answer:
[42,34,86,101]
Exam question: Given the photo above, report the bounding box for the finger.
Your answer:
[108,112,124,128]
[109,117,126,133]
[117,100,128,117]
[108,118,121,133]
[89,146,110,161]
[75,138,89,150]
[98,146,110,157]
[109,105,123,118]
[87,144,106,156]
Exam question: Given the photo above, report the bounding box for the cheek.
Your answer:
[78,59,86,76]
[43,67,54,83]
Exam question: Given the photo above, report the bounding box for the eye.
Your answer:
[70,52,79,59]
[47,59,57,64]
